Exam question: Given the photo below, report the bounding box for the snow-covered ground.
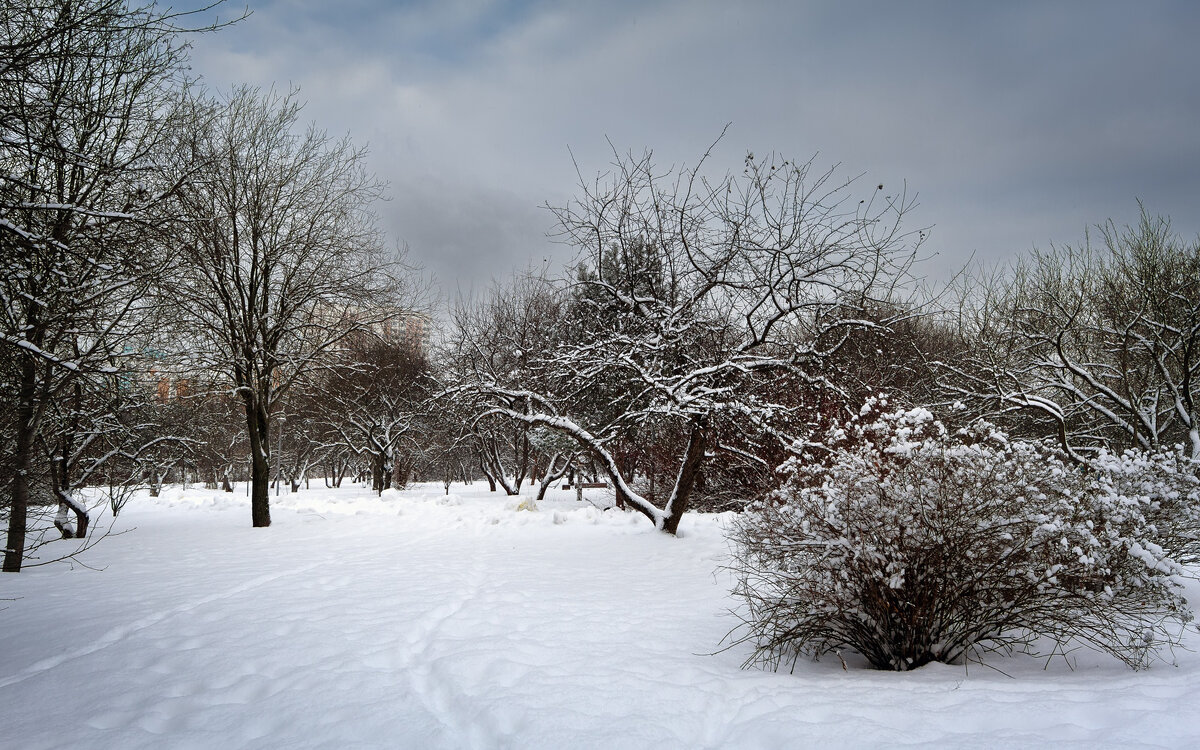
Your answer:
[4,481,1200,749]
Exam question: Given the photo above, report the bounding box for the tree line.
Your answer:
[0,1,423,570]
[3,0,1197,612]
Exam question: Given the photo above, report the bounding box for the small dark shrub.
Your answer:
[727,400,1193,671]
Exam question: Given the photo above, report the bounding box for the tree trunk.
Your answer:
[3,358,36,572]
[370,450,386,495]
[479,453,497,492]
[536,453,573,503]
[244,397,272,527]
[482,440,519,495]
[54,380,82,538]
[54,490,90,540]
[661,419,707,535]
[514,432,531,491]
[48,414,89,539]
[392,455,410,490]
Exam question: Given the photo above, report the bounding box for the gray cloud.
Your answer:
[185,0,1200,289]
[383,174,557,294]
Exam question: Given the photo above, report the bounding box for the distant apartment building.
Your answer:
[378,311,432,353]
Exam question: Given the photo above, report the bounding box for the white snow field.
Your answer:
[4,482,1200,750]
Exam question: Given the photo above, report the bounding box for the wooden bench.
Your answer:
[562,481,610,490]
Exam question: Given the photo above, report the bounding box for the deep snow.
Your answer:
[3,481,1200,749]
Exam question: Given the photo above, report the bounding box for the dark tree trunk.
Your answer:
[529,453,542,484]
[49,405,88,540]
[370,450,386,495]
[612,483,633,512]
[392,454,410,490]
[244,397,272,527]
[479,452,497,492]
[536,453,573,503]
[326,458,346,488]
[3,358,36,572]
[54,490,90,540]
[661,419,707,535]
[512,429,531,492]
[482,440,519,495]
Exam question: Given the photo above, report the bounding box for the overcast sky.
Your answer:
[185,0,1200,293]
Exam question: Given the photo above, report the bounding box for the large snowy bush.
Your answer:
[1092,447,1200,567]
[728,400,1193,671]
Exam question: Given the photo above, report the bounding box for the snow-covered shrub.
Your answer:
[1092,448,1200,567]
[728,399,1193,671]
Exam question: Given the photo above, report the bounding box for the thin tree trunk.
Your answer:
[3,358,36,572]
[245,397,272,527]
[393,454,409,490]
[483,440,519,495]
[479,452,497,492]
[54,380,81,538]
[370,450,385,495]
[513,431,530,491]
[54,490,89,540]
[536,453,574,503]
[48,411,88,539]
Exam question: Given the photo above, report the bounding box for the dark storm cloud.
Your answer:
[185,0,1200,286]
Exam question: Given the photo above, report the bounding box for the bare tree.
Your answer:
[938,209,1200,462]
[321,334,433,495]
[449,270,568,495]
[457,145,921,534]
[529,429,579,504]
[166,86,407,527]
[0,0,239,571]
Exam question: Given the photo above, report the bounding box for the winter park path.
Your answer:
[3,484,1200,749]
